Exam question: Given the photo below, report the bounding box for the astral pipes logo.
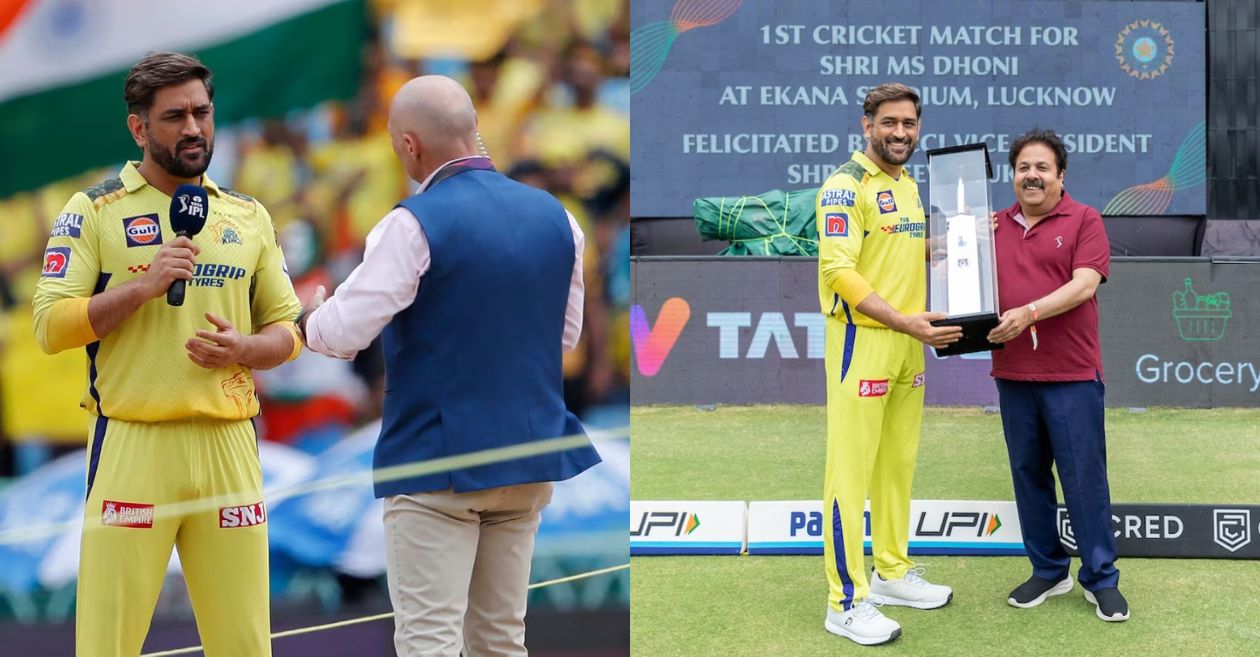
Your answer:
[631,297,691,377]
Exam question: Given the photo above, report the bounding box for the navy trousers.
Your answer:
[995,377,1120,591]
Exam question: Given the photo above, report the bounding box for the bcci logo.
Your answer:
[1057,508,1077,551]
[1116,19,1174,80]
[1213,509,1252,552]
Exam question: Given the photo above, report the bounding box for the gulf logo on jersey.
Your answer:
[123,214,163,247]
[824,213,848,237]
[876,191,897,214]
[858,379,889,397]
[220,502,267,528]
[42,247,71,278]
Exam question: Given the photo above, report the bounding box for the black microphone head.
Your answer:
[170,184,209,237]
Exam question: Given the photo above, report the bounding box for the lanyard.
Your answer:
[424,156,496,192]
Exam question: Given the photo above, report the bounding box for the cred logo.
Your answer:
[220,502,267,528]
[631,297,691,377]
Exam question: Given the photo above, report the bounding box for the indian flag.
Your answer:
[0,0,366,197]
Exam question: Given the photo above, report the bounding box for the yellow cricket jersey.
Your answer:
[816,151,926,328]
[32,162,301,422]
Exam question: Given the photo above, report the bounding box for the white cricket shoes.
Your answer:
[867,567,954,609]
[824,599,902,646]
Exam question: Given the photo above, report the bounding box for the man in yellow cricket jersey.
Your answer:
[32,52,301,657]
[817,83,962,646]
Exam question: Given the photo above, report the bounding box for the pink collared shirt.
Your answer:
[304,158,585,360]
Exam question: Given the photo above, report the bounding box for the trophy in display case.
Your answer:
[926,143,1002,357]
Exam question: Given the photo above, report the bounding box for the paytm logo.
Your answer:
[788,510,872,537]
[631,298,691,376]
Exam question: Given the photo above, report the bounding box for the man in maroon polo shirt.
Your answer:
[986,129,1128,622]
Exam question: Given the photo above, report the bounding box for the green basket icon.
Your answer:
[1172,277,1231,341]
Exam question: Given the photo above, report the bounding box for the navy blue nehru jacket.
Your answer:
[372,163,602,497]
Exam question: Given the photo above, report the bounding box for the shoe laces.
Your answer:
[902,566,931,588]
[853,599,883,620]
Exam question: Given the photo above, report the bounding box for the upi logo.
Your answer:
[1172,277,1231,342]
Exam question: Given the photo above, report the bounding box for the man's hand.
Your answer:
[901,311,963,349]
[186,312,246,369]
[987,306,1035,344]
[296,285,327,344]
[141,237,200,299]
[990,211,999,232]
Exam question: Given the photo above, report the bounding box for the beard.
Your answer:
[871,135,916,166]
[150,135,213,178]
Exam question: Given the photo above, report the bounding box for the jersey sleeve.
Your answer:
[249,202,302,332]
[32,193,102,354]
[816,178,875,306]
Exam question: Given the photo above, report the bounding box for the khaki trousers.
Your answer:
[384,482,553,657]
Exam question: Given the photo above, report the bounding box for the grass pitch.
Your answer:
[631,406,1260,657]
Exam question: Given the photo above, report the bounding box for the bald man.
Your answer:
[298,76,602,657]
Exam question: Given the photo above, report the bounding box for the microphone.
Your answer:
[167,184,209,306]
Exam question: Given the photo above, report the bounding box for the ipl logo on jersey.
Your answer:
[876,191,898,214]
[123,214,163,247]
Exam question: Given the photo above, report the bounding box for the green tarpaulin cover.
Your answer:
[694,188,819,256]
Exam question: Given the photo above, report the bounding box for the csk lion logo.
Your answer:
[221,370,254,415]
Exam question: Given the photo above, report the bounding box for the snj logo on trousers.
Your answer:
[220,502,267,528]
[102,500,154,528]
[631,297,691,377]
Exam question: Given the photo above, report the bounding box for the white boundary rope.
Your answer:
[139,562,631,657]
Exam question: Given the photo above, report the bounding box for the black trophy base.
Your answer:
[930,312,1004,357]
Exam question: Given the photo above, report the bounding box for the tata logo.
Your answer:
[1213,509,1252,552]
[631,298,691,377]
[916,511,1002,537]
[631,510,701,537]
[220,502,267,528]
[123,214,163,247]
